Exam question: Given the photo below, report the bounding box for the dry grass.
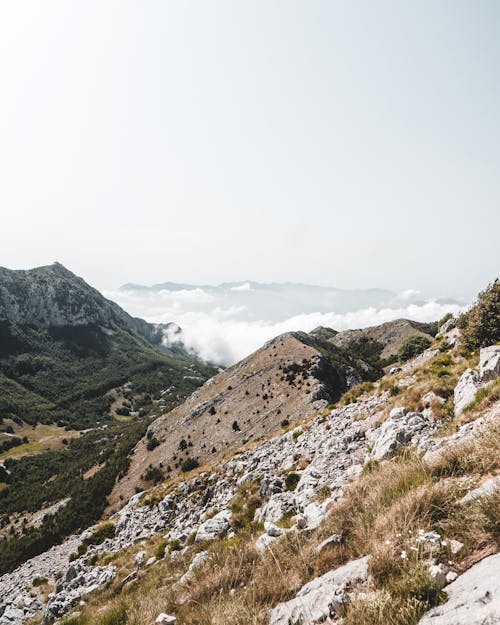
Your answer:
[61,421,499,625]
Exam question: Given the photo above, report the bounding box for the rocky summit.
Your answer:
[0,279,499,625]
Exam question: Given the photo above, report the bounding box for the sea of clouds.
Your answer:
[107,284,466,366]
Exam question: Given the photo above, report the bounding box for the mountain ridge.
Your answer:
[0,263,217,429]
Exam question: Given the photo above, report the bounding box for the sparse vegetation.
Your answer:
[398,335,432,362]
[181,458,199,473]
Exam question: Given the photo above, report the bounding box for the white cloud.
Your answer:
[230,282,253,292]
[107,288,465,366]
[397,289,421,300]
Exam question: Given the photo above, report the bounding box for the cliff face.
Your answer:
[0,263,159,341]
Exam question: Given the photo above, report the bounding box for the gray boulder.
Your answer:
[418,553,500,625]
[454,368,481,417]
[479,346,500,383]
[370,412,430,461]
[459,476,500,506]
[268,556,371,625]
[195,509,231,542]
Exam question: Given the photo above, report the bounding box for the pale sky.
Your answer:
[1,0,499,299]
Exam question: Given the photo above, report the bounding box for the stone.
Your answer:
[121,570,137,586]
[439,318,456,334]
[255,533,277,553]
[65,565,77,582]
[445,571,458,584]
[292,514,307,529]
[268,556,371,625]
[454,369,480,417]
[255,493,296,524]
[264,522,284,538]
[146,556,156,567]
[134,550,147,565]
[428,563,448,589]
[479,345,500,382]
[155,614,176,625]
[195,509,231,542]
[389,407,407,419]
[459,476,500,505]
[370,412,429,461]
[179,551,210,584]
[314,534,342,555]
[417,553,500,625]
[449,539,464,555]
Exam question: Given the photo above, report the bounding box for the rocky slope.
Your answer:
[324,318,436,366]
[109,329,380,506]
[1,314,498,625]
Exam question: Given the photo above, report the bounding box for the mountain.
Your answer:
[118,280,450,320]
[314,319,437,369]
[0,263,217,429]
[109,327,381,505]
[1,282,499,625]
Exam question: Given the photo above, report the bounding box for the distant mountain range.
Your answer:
[119,280,464,321]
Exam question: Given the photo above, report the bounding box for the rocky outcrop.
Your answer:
[454,369,482,416]
[459,476,500,506]
[454,346,500,416]
[479,345,500,382]
[268,556,371,625]
[195,510,231,542]
[417,553,500,625]
[113,330,379,505]
[368,409,432,461]
[41,563,116,624]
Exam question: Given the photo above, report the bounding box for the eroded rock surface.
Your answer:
[417,553,500,625]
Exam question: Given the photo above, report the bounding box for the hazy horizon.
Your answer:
[1,1,499,299]
[109,278,467,364]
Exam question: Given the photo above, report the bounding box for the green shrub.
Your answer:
[144,465,164,484]
[398,335,432,362]
[84,522,115,546]
[155,540,167,559]
[458,280,500,350]
[146,436,160,451]
[181,457,199,473]
[284,472,301,491]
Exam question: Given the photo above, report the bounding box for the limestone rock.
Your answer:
[418,553,500,625]
[195,509,231,542]
[428,563,448,589]
[268,556,371,625]
[179,551,210,584]
[255,533,278,553]
[370,412,430,461]
[459,476,500,505]
[264,522,284,538]
[479,345,500,382]
[155,614,176,625]
[454,369,480,417]
[439,318,456,335]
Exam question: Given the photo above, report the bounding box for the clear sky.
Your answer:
[1,0,498,298]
